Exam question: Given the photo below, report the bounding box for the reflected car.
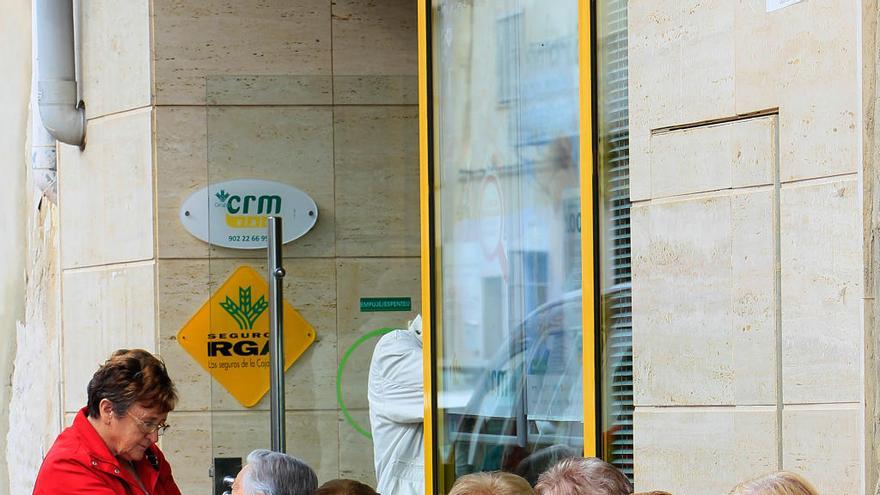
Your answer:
[442,290,585,482]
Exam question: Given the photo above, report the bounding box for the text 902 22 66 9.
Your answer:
[227,235,268,242]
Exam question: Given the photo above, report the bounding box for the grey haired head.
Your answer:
[242,449,318,495]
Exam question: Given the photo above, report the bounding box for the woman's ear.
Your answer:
[99,399,115,424]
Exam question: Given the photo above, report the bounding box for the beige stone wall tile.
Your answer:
[734,0,859,182]
[152,0,331,104]
[59,109,154,269]
[777,91,859,183]
[628,0,735,131]
[280,257,338,412]
[733,0,797,111]
[338,409,378,486]
[632,190,775,406]
[206,75,332,106]
[336,258,421,410]
[206,106,335,259]
[163,411,339,493]
[333,75,418,105]
[628,2,678,134]
[729,116,777,188]
[81,0,151,118]
[160,412,213,494]
[780,178,862,403]
[629,127,651,202]
[158,259,337,412]
[285,410,341,482]
[157,259,212,412]
[331,0,417,76]
[650,116,775,199]
[156,106,209,260]
[782,405,862,495]
[334,106,419,257]
[730,192,777,403]
[62,262,157,412]
[633,407,777,494]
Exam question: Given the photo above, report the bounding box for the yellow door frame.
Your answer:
[577,0,598,460]
[417,0,435,493]
[418,0,596,492]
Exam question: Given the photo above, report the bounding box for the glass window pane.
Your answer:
[430,1,583,491]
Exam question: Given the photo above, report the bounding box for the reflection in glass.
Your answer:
[596,0,633,481]
[431,1,582,492]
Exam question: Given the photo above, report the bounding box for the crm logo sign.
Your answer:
[213,188,281,229]
[180,179,318,250]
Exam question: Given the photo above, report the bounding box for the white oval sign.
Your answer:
[180,179,318,249]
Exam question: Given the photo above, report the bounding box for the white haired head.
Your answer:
[241,449,317,495]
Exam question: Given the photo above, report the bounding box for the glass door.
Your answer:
[422,1,592,492]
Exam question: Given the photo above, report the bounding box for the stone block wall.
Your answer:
[630,1,865,494]
[57,0,156,415]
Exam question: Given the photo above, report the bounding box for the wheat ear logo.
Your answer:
[219,286,268,330]
[215,189,231,204]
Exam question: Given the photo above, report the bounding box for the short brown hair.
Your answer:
[535,458,632,495]
[729,471,819,495]
[312,479,379,495]
[450,471,534,495]
[86,349,178,418]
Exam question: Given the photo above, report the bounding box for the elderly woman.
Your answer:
[33,349,180,494]
[535,457,633,495]
[729,471,819,495]
[231,449,318,495]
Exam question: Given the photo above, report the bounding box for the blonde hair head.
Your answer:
[535,457,632,495]
[449,471,534,495]
[730,471,819,495]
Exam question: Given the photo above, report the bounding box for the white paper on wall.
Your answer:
[766,0,804,12]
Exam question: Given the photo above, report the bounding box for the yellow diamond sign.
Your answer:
[177,265,316,407]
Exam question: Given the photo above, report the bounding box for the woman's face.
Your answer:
[107,402,168,462]
[231,464,250,495]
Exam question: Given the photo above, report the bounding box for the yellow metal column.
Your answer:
[418,1,435,493]
[578,0,597,458]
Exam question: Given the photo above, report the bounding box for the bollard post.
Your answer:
[267,216,286,453]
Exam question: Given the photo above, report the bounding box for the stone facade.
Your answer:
[630,1,868,493]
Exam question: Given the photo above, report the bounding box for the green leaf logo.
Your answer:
[219,286,269,329]
[215,189,230,203]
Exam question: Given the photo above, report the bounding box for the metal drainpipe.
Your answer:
[31,86,58,203]
[31,24,57,202]
[35,0,85,148]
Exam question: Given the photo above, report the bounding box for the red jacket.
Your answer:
[33,408,181,495]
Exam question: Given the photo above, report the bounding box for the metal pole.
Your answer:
[267,216,286,452]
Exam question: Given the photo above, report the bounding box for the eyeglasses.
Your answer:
[126,412,171,436]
